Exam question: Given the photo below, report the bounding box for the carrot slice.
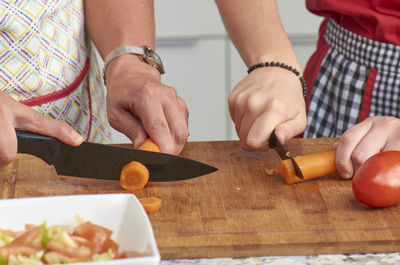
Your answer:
[120,161,149,190]
[279,149,337,184]
[119,138,160,190]
[139,197,162,214]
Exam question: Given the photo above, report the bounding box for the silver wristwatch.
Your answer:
[102,45,165,85]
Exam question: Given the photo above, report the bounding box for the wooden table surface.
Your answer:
[1,137,400,259]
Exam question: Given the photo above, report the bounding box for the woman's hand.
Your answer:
[228,67,307,151]
[335,116,400,179]
[105,54,189,155]
[0,92,83,168]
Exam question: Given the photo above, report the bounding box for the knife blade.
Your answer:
[16,130,218,182]
[268,130,304,180]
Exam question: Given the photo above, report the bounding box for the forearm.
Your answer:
[215,0,300,69]
[84,0,188,154]
[84,0,155,59]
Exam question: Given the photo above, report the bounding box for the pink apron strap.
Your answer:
[20,58,90,107]
[20,58,93,141]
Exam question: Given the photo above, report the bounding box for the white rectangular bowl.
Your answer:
[0,193,160,265]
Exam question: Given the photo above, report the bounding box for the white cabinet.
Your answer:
[277,0,322,36]
[154,0,225,38]
[155,0,231,142]
[156,39,228,141]
[154,0,230,141]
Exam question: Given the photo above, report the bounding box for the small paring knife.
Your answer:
[268,130,304,180]
[16,130,218,181]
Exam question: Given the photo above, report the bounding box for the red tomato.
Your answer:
[352,151,400,208]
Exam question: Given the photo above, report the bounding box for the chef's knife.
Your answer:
[16,130,218,181]
[269,130,304,180]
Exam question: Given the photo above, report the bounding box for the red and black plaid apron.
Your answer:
[303,19,400,137]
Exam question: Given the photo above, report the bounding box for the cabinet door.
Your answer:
[156,38,228,141]
[154,0,225,38]
[277,0,323,35]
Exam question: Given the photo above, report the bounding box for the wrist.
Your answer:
[251,54,302,73]
[102,45,164,86]
[247,60,307,98]
[105,54,161,87]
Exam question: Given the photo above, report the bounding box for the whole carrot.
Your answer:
[279,149,337,184]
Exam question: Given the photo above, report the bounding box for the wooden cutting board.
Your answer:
[1,137,400,259]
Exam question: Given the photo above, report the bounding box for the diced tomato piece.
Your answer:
[73,221,113,254]
[11,226,41,247]
[101,237,119,254]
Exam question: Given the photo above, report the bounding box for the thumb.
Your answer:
[14,104,84,146]
[275,117,306,143]
[0,121,18,168]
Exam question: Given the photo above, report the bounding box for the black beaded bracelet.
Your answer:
[247,61,307,97]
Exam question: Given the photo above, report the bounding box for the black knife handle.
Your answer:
[16,130,62,165]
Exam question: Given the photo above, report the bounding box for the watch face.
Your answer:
[143,46,165,74]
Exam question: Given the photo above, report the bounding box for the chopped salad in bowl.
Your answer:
[0,216,127,265]
[0,194,160,265]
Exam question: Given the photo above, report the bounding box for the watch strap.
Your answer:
[102,46,147,85]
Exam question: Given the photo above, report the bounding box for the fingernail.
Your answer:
[342,172,352,179]
[72,131,84,145]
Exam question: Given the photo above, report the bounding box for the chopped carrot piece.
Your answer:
[119,138,160,190]
[139,197,162,214]
[120,161,149,190]
[279,149,337,184]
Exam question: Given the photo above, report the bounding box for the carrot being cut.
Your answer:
[138,138,161,152]
[279,149,337,184]
[119,138,160,190]
[139,197,162,214]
